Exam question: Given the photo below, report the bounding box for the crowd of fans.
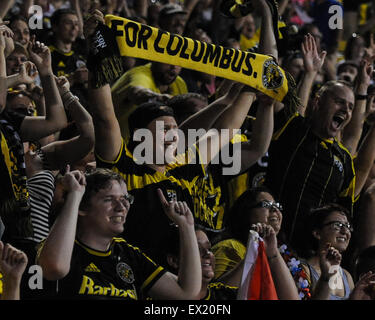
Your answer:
[1,0,375,301]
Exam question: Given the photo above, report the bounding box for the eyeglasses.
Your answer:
[113,194,134,209]
[249,200,283,212]
[124,193,134,205]
[322,221,353,233]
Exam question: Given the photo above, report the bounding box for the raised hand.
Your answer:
[61,165,87,195]
[363,33,375,64]
[83,9,105,39]
[55,75,70,96]
[0,241,28,283]
[356,58,373,89]
[251,222,278,257]
[27,35,52,77]
[350,271,375,300]
[18,61,38,85]
[0,23,13,52]
[157,188,194,227]
[366,94,375,121]
[301,33,327,74]
[319,243,342,280]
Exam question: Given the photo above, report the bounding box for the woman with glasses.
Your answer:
[211,186,301,300]
[300,203,355,300]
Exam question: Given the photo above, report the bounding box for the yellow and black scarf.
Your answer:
[0,115,32,238]
[87,15,299,111]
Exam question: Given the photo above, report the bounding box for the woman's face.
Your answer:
[314,211,352,253]
[247,192,283,235]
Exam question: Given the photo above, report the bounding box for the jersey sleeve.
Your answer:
[125,242,166,296]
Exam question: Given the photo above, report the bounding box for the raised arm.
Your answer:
[41,76,94,170]
[342,59,373,155]
[239,94,275,174]
[178,82,243,135]
[218,224,300,300]
[252,224,300,300]
[0,241,28,300]
[298,34,327,115]
[37,167,86,280]
[255,0,278,60]
[0,26,8,113]
[19,38,68,141]
[70,0,84,38]
[0,0,15,20]
[353,122,375,197]
[309,244,342,300]
[6,61,38,88]
[198,86,255,169]
[85,10,122,162]
[148,189,201,300]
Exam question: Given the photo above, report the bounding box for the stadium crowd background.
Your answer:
[1,0,375,301]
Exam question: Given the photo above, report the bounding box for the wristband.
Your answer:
[355,94,368,100]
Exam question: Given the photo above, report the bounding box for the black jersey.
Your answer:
[95,139,205,266]
[266,112,355,251]
[49,45,85,77]
[43,238,165,300]
[202,282,238,300]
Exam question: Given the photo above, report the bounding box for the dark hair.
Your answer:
[9,15,28,27]
[227,186,274,244]
[355,246,375,281]
[305,203,351,255]
[79,168,125,211]
[51,8,77,27]
[128,101,175,137]
[167,93,207,110]
[167,93,207,124]
[336,61,359,75]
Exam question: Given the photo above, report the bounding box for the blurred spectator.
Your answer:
[111,61,187,140]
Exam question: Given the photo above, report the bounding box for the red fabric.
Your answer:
[248,241,278,300]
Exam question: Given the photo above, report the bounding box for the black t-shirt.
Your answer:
[49,45,86,77]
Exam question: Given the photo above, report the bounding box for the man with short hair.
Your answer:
[49,8,88,105]
[37,168,201,300]
[6,42,28,76]
[266,80,357,254]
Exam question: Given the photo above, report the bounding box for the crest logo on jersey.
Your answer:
[166,189,177,202]
[262,58,284,90]
[116,262,135,284]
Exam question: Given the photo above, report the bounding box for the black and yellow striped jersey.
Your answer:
[266,111,355,252]
[202,282,238,300]
[43,237,165,300]
[95,139,205,266]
